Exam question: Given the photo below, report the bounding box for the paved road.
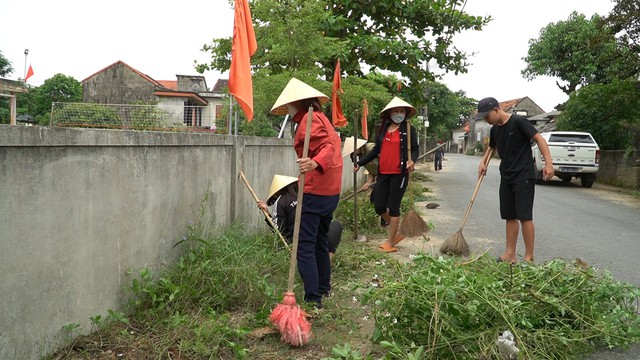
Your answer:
[421,153,640,359]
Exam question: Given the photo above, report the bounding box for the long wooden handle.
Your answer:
[340,181,376,202]
[238,171,290,251]
[287,106,314,292]
[459,150,494,229]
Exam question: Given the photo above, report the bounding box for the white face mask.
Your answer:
[286,104,298,117]
[390,113,405,124]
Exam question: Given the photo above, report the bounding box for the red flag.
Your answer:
[25,64,34,82]
[361,98,369,139]
[228,0,257,121]
[331,59,348,127]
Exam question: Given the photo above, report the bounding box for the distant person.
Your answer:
[433,141,445,172]
[269,78,343,309]
[476,97,554,264]
[257,175,343,263]
[354,97,418,253]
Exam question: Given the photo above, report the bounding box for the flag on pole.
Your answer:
[331,59,348,127]
[361,98,369,139]
[228,0,257,121]
[25,64,34,82]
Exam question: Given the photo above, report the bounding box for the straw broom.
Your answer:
[238,171,290,251]
[440,151,494,257]
[400,121,429,237]
[269,106,314,347]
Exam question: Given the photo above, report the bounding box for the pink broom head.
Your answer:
[269,292,312,347]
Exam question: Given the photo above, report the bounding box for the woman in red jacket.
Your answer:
[270,78,343,309]
[354,97,418,253]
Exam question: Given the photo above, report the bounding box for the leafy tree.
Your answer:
[321,0,489,85]
[196,0,489,126]
[522,12,639,96]
[0,50,14,77]
[606,0,640,53]
[197,0,347,79]
[17,73,82,125]
[0,51,16,123]
[557,80,640,150]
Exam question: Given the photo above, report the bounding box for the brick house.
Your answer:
[82,60,226,128]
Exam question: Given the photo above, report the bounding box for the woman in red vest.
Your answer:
[354,97,418,252]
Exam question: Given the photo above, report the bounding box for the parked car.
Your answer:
[532,131,600,188]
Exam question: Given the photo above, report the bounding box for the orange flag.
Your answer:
[228,0,257,121]
[331,59,348,127]
[361,98,369,139]
[25,64,34,82]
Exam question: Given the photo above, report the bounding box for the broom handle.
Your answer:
[238,171,291,251]
[406,121,414,206]
[340,181,376,202]
[287,106,313,293]
[459,150,494,228]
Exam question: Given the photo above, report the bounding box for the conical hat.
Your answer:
[379,96,417,119]
[270,78,330,115]
[341,136,368,158]
[267,174,298,200]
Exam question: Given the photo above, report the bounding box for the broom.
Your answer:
[440,150,494,257]
[269,106,314,347]
[238,171,290,251]
[399,121,429,237]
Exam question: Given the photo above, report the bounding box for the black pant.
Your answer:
[297,194,339,305]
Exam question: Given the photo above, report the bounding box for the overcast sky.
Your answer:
[2,0,614,112]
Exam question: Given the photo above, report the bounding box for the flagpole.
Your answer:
[23,49,29,82]
[353,110,359,241]
[228,96,233,136]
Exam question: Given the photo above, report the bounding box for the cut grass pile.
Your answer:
[363,254,640,359]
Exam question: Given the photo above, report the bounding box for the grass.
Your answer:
[45,174,640,360]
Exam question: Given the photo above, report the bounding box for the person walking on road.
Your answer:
[476,97,554,264]
[433,141,445,172]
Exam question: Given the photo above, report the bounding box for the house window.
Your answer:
[215,105,223,121]
[183,101,202,126]
[514,110,528,116]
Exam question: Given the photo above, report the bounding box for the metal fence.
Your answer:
[50,102,218,132]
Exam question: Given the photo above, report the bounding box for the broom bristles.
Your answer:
[440,228,470,257]
[400,210,429,237]
[269,292,311,347]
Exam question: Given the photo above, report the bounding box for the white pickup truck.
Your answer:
[532,131,600,188]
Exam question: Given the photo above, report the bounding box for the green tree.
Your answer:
[199,0,487,136]
[522,12,639,95]
[557,80,640,150]
[0,50,14,77]
[17,73,82,125]
[606,0,640,53]
[321,0,488,85]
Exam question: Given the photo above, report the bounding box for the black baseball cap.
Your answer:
[475,97,499,120]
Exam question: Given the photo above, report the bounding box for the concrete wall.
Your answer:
[0,125,359,359]
[598,150,640,189]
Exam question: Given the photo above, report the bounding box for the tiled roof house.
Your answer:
[82,60,226,128]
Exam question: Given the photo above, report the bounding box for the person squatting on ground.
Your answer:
[476,97,554,264]
[342,137,387,227]
[257,175,343,263]
[433,141,445,172]
[270,78,343,309]
[354,97,419,253]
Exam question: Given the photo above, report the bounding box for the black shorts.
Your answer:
[499,179,535,221]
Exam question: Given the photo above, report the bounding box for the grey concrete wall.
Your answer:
[598,150,640,189]
[0,125,359,359]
